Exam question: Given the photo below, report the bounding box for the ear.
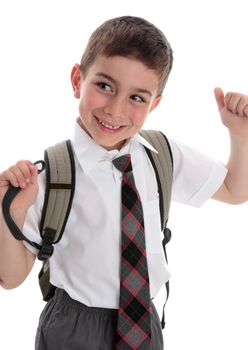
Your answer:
[149,96,162,113]
[71,64,82,99]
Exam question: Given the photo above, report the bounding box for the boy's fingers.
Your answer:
[15,160,36,180]
[234,95,248,117]
[223,92,248,117]
[16,160,33,176]
[0,161,37,189]
[0,179,11,188]
[30,165,38,184]
[0,170,19,188]
[31,164,39,174]
[7,167,27,188]
[9,164,29,188]
[225,93,239,114]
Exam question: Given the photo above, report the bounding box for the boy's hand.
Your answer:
[214,87,248,139]
[0,160,38,214]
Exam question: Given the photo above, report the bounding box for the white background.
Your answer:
[1,0,248,349]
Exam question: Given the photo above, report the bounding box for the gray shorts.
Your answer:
[35,288,164,349]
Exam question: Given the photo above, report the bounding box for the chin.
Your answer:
[99,139,126,151]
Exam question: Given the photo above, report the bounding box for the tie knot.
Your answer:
[113,154,132,173]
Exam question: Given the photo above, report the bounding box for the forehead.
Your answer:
[87,55,160,94]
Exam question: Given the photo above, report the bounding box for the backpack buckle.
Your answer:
[38,243,54,261]
[163,227,171,245]
[38,227,56,261]
[162,227,171,263]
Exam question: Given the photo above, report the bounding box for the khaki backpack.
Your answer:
[2,129,173,328]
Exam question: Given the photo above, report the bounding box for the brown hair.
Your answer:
[79,16,173,96]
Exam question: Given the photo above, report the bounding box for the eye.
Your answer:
[97,82,112,92]
[130,95,145,103]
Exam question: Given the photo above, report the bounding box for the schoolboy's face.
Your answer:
[71,55,161,151]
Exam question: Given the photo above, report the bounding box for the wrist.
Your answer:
[229,131,248,149]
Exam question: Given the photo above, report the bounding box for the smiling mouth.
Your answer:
[96,117,123,130]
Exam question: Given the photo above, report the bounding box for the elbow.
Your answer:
[218,182,248,205]
[228,190,248,204]
[226,196,248,205]
[0,282,16,290]
[0,275,25,290]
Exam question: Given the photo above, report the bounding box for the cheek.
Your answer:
[131,110,148,128]
[80,92,107,113]
[80,95,96,110]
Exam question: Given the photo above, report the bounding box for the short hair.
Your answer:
[79,16,173,96]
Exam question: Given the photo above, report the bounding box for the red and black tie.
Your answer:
[113,154,151,350]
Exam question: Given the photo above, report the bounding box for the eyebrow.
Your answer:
[95,72,152,97]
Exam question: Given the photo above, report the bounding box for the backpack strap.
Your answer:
[1,161,46,251]
[38,140,75,260]
[139,129,173,231]
[139,129,173,329]
[38,139,76,301]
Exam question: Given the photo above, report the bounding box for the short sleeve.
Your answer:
[170,139,228,207]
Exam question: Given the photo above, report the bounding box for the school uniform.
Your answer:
[23,121,227,349]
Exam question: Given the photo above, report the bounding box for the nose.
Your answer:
[104,96,127,119]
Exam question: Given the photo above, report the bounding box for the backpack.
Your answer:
[2,129,173,328]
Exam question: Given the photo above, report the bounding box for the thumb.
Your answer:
[214,87,225,112]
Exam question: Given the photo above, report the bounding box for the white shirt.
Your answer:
[23,122,227,308]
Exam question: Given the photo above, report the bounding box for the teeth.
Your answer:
[98,118,120,130]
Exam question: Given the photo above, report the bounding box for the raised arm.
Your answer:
[212,88,248,204]
[0,161,38,289]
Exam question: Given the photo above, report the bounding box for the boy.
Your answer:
[0,15,248,350]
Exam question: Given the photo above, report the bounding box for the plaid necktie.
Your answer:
[113,154,151,350]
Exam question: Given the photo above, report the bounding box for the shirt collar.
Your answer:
[72,121,158,175]
[133,133,158,154]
